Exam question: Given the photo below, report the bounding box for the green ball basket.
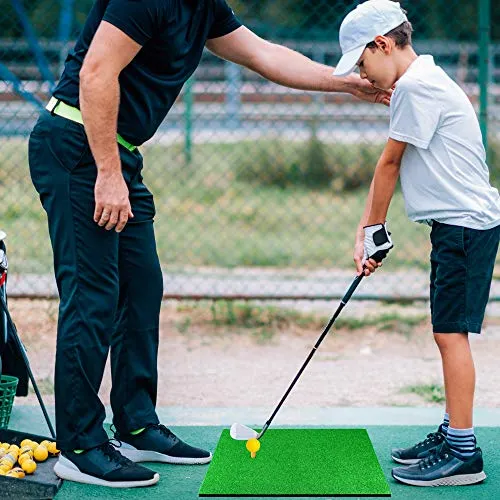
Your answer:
[0,375,18,429]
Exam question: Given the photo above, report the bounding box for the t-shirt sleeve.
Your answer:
[389,80,441,149]
[208,0,242,39]
[103,0,163,46]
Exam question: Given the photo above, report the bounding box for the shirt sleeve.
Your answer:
[389,80,441,149]
[103,0,163,46]
[208,0,242,39]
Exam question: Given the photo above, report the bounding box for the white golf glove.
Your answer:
[363,222,393,264]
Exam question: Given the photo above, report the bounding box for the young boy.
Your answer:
[334,0,500,487]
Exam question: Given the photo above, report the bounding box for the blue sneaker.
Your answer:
[392,441,486,487]
[391,425,446,464]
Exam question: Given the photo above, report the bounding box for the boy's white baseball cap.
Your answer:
[333,0,407,77]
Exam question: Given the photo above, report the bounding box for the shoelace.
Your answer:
[415,431,444,449]
[419,446,449,470]
[98,441,132,467]
[149,424,178,442]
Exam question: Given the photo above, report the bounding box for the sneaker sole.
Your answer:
[392,470,487,487]
[54,456,160,488]
[118,445,212,465]
[391,455,422,465]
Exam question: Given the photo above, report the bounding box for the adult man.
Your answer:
[28,0,389,488]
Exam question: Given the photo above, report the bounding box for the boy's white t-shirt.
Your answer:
[389,55,500,229]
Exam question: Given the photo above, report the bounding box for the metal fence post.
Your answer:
[225,62,241,129]
[478,0,490,154]
[58,0,75,77]
[10,0,55,88]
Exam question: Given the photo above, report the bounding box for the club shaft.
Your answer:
[259,274,364,440]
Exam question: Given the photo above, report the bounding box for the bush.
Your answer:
[488,140,500,187]
[235,136,383,192]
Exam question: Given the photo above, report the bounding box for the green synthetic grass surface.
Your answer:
[199,429,390,497]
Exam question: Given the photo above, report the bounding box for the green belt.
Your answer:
[45,96,137,152]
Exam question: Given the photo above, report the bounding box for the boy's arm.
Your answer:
[354,138,407,275]
[366,138,407,225]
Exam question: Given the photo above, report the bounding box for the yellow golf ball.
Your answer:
[34,445,48,462]
[246,438,260,458]
[47,442,60,456]
[21,459,36,474]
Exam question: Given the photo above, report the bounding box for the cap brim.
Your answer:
[333,45,365,76]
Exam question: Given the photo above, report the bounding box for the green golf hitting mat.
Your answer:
[199,428,391,497]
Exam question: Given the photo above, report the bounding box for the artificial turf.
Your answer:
[199,428,391,497]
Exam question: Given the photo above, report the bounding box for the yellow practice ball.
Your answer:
[18,453,31,466]
[21,459,36,474]
[19,446,33,457]
[29,442,39,452]
[6,470,20,478]
[246,438,261,453]
[0,463,12,473]
[34,446,48,462]
[20,440,32,448]
[0,443,9,451]
[12,467,26,478]
[40,440,51,449]
[47,442,60,455]
[2,453,16,465]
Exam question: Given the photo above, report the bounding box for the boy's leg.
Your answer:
[392,222,498,486]
[434,333,474,430]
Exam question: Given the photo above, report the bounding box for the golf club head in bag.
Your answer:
[0,233,8,378]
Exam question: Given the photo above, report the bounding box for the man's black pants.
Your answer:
[28,110,162,451]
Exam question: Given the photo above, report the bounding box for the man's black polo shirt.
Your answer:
[53,0,241,145]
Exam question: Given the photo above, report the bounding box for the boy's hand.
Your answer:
[363,222,393,268]
[354,231,382,276]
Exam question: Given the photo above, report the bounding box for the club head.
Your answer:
[230,422,259,441]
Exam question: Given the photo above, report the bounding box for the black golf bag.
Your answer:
[0,235,29,395]
[0,232,55,437]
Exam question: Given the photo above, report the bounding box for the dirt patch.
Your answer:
[5,299,500,409]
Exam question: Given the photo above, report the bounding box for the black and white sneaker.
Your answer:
[113,424,212,465]
[53,441,159,488]
[391,425,446,464]
[392,441,486,487]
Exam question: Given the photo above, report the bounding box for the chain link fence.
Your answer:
[0,0,499,300]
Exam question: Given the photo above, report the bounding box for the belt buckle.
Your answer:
[47,97,61,116]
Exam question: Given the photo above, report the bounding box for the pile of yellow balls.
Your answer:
[0,439,60,479]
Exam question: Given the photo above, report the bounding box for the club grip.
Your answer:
[342,274,364,303]
[370,248,390,263]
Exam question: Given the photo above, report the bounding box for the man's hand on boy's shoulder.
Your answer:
[346,74,392,106]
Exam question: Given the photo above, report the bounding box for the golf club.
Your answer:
[230,271,366,441]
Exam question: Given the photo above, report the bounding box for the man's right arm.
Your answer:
[79,21,142,232]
